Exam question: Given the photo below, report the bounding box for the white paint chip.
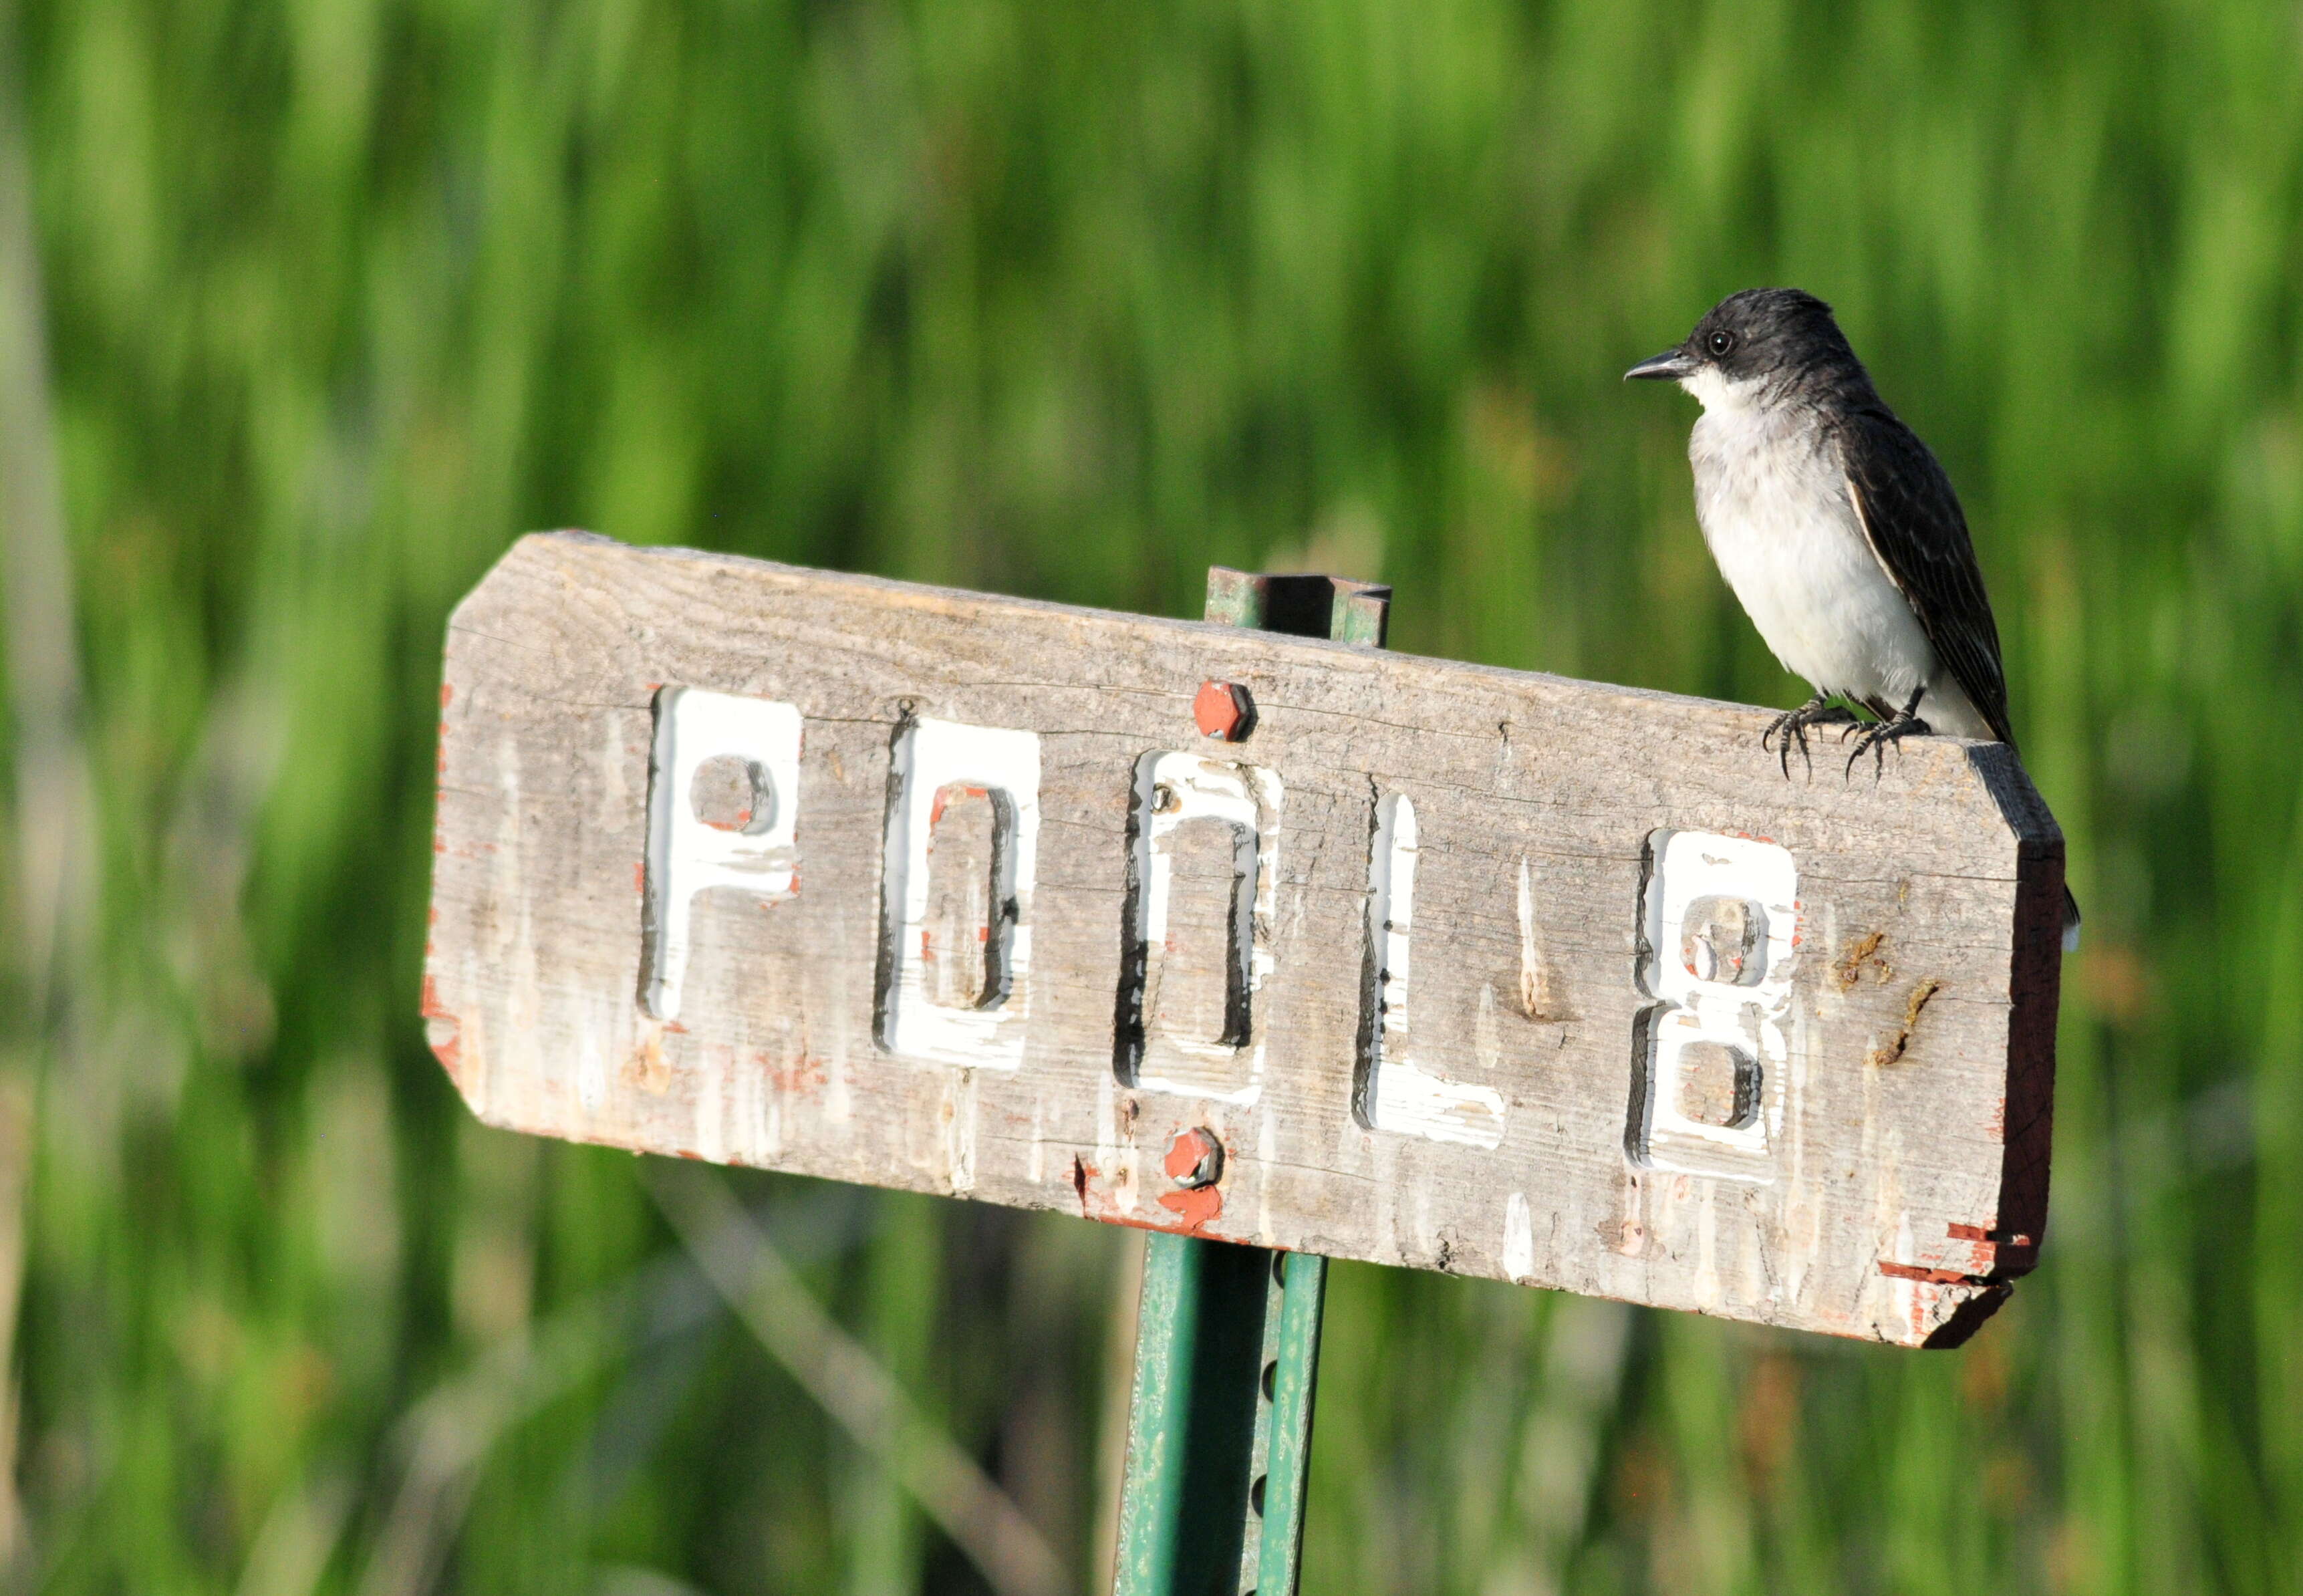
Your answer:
[1503,1192,1536,1281]
[577,1011,607,1113]
[1517,857,1542,1016]
[1474,982,1502,1073]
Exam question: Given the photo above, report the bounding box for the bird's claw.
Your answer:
[1762,696,1861,778]
[1843,712,1932,780]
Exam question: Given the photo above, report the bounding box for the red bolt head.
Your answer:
[1165,1126,1224,1189]
[1194,680,1254,741]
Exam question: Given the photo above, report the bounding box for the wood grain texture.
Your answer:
[424,532,2065,1347]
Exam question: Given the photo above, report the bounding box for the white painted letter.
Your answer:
[1357,793,1506,1148]
[1116,751,1282,1101]
[877,717,1041,1069]
[1629,830,1799,1182]
[639,688,805,1021]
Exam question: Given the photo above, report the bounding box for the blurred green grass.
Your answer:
[1,0,2298,1591]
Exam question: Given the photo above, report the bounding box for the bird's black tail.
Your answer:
[2062,884,2082,954]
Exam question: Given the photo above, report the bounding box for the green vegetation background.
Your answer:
[1,0,2297,1591]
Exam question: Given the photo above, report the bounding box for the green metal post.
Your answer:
[1252,1252,1326,1593]
[1110,569,1386,1596]
[1200,567,1390,647]
[1111,1232,1273,1595]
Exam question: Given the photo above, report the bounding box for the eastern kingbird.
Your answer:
[1627,287,2079,947]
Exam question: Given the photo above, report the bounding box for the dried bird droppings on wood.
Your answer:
[1835,930,1895,990]
[1868,978,1945,1068]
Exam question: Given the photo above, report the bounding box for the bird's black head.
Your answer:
[1624,288,1872,404]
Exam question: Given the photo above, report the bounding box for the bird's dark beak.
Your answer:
[1623,348,1696,382]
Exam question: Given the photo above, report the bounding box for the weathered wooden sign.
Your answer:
[424,532,2063,1348]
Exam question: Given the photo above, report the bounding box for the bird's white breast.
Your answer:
[1683,372,1943,712]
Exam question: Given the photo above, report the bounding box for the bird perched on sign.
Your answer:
[1626,287,2079,948]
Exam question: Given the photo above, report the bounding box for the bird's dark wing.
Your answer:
[1834,405,2016,745]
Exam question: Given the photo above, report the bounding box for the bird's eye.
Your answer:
[1707,329,1735,358]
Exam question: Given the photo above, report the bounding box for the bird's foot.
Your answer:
[1844,698,1933,780]
[1763,694,1861,777]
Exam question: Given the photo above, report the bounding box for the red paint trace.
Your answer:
[927,783,990,827]
[1069,1154,1227,1236]
[1947,1221,2033,1250]
[1156,1184,1224,1229]
[1878,1259,1986,1286]
[420,974,464,1081]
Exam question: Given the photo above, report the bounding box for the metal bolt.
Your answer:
[1193,680,1254,741]
[1164,1125,1224,1189]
